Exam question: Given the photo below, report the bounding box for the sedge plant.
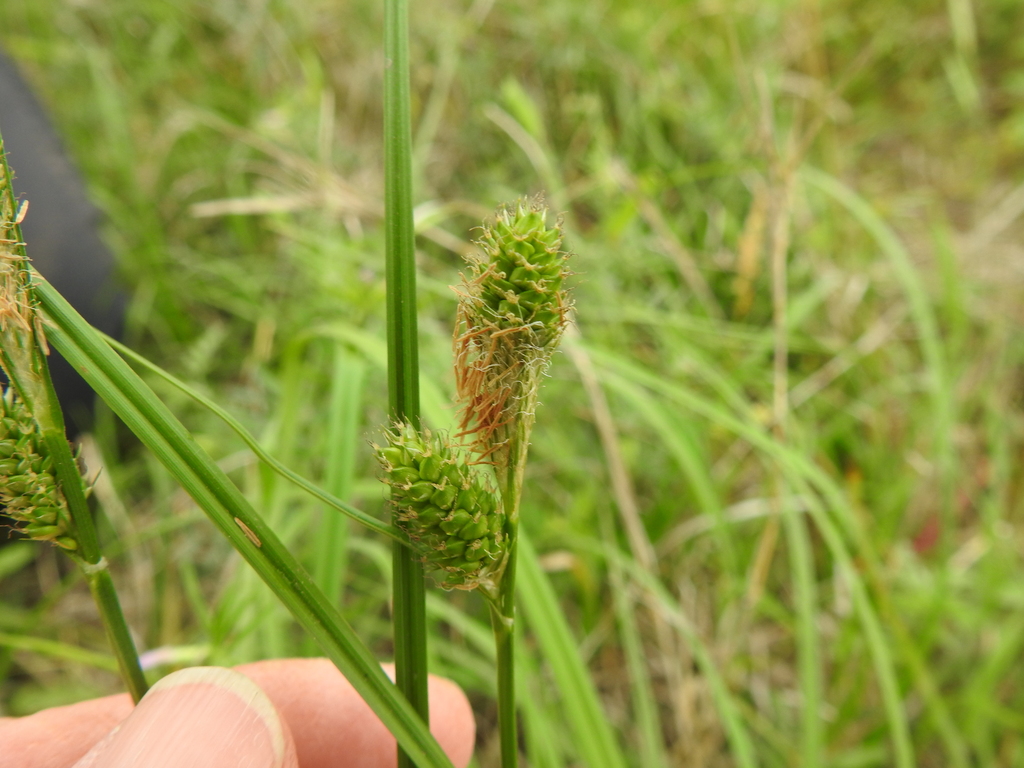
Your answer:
[380,3,569,764]
[10,0,1022,764]
[383,1,431,763]
[0,1,571,764]
[376,200,571,767]
[0,142,149,704]
[0,22,464,758]
[0,142,458,768]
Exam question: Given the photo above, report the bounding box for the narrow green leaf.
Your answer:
[570,535,760,768]
[102,333,400,543]
[0,631,119,672]
[589,344,918,768]
[803,167,958,551]
[607,558,670,768]
[313,347,364,606]
[782,492,823,767]
[383,1,430,761]
[35,276,453,768]
[518,533,628,768]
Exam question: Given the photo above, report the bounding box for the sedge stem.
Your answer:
[37,354,148,703]
[0,137,148,703]
[85,564,150,702]
[491,601,517,768]
[383,0,429,762]
[491,405,533,767]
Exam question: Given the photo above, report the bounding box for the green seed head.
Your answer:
[470,200,570,346]
[0,386,78,551]
[454,199,572,456]
[374,423,507,591]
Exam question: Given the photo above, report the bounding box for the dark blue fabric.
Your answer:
[0,47,125,435]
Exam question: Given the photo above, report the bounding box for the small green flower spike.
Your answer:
[0,385,78,551]
[375,423,506,591]
[474,202,569,344]
[454,199,571,455]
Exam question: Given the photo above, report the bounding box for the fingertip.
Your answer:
[0,692,132,768]
[383,663,476,766]
[427,675,476,768]
[72,667,296,768]
[236,659,476,768]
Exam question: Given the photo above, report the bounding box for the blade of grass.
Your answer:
[383,2,429,761]
[313,346,364,607]
[586,350,738,579]
[606,542,670,768]
[569,533,760,768]
[568,336,676,766]
[516,628,566,768]
[35,276,454,768]
[800,169,970,768]
[802,167,955,550]
[782,494,823,767]
[591,347,919,767]
[0,631,119,673]
[517,532,628,768]
[769,170,823,768]
[101,332,400,542]
[426,591,566,767]
[254,344,308,658]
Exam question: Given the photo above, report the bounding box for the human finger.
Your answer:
[235,659,475,768]
[0,659,474,768]
[0,691,133,768]
[69,666,298,768]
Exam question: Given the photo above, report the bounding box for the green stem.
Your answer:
[85,564,150,702]
[491,602,517,768]
[492,403,534,768]
[36,341,148,704]
[0,137,148,703]
[383,0,429,761]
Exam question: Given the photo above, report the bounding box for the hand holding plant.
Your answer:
[2,0,570,764]
[1,659,475,768]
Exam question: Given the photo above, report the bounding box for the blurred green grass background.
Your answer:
[2,0,1024,765]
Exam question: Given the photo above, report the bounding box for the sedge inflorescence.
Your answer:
[376,200,570,593]
[454,199,571,457]
[0,386,78,551]
[474,203,568,341]
[375,423,506,591]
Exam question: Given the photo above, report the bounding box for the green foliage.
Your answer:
[2,0,1024,765]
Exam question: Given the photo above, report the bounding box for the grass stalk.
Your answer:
[491,601,518,768]
[0,139,148,703]
[312,348,364,606]
[383,0,430,760]
[488,382,535,767]
[35,276,455,768]
[101,333,401,542]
